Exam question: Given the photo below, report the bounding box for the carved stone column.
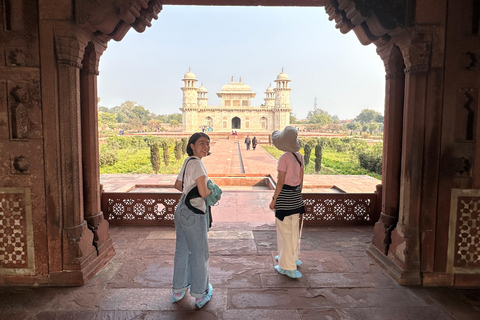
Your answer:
[370,44,405,255]
[54,26,98,275]
[80,40,115,258]
[386,33,432,285]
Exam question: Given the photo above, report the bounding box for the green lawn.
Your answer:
[262,145,381,179]
[100,148,188,174]
[100,143,381,180]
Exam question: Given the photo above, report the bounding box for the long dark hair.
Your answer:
[186,132,210,156]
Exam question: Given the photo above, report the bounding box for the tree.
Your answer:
[307,108,333,125]
[125,118,142,131]
[98,106,110,113]
[150,143,161,174]
[181,138,188,155]
[355,109,382,124]
[304,143,313,167]
[346,121,362,135]
[368,122,379,134]
[290,113,298,124]
[314,144,323,173]
[374,114,384,123]
[174,141,183,160]
[169,119,180,128]
[162,141,170,167]
[98,112,118,130]
[131,105,151,124]
[147,119,162,131]
[168,113,183,123]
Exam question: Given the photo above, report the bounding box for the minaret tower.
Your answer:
[274,68,291,110]
[264,84,275,108]
[197,84,208,108]
[181,69,198,109]
[273,69,292,129]
[180,69,199,131]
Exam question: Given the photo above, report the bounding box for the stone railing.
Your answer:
[101,186,381,226]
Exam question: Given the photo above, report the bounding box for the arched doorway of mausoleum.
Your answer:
[232,117,241,130]
[205,116,213,128]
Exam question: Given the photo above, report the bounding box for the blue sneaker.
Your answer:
[274,265,302,278]
[275,255,302,266]
[171,290,186,303]
[195,283,213,308]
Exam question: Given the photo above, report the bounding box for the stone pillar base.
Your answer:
[48,243,115,286]
[367,244,422,286]
[371,212,397,255]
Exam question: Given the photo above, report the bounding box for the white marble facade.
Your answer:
[180,70,292,132]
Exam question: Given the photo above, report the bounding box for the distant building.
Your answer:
[180,70,292,132]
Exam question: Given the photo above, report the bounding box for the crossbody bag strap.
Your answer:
[181,157,196,191]
[291,152,304,190]
[291,152,302,167]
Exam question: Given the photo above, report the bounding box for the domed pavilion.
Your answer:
[180,70,292,132]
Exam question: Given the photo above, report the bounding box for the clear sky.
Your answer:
[97,5,386,121]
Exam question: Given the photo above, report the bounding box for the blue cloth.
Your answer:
[172,195,210,298]
[205,180,222,231]
[206,180,222,207]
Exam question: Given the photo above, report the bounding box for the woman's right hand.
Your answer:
[269,199,275,210]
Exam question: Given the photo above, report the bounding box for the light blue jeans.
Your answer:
[172,196,210,298]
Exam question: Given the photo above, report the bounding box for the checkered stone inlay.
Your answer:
[0,189,34,274]
[454,196,480,269]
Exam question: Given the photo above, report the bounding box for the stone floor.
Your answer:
[1,223,479,319]
[1,139,479,319]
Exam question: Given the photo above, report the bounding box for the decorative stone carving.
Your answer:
[9,86,29,139]
[325,0,404,45]
[456,88,476,141]
[448,189,480,273]
[454,157,472,176]
[6,48,26,67]
[75,0,163,41]
[0,188,34,275]
[54,26,90,68]
[402,42,431,72]
[12,156,30,174]
[460,51,479,70]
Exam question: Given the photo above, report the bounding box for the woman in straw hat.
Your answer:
[269,126,306,278]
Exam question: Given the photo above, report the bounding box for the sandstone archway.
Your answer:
[2,0,480,288]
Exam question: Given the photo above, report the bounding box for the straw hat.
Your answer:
[272,126,300,153]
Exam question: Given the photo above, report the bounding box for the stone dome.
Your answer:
[198,85,207,92]
[183,70,196,80]
[276,71,289,80]
[266,85,274,92]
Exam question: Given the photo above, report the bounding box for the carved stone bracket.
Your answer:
[54,26,90,68]
[325,0,405,45]
[81,40,108,75]
[75,0,163,42]
[377,43,405,78]
[397,32,432,73]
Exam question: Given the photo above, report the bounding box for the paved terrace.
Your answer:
[1,139,479,319]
